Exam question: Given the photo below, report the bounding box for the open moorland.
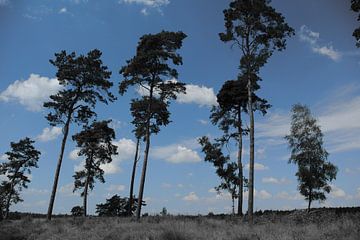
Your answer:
[1,207,360,240]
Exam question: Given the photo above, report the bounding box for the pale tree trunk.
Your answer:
[247,79,255,224]
[128,138,140,216]
[4,184,13,219]
[136,87,153,220]
[232,196,235,215]
[47,113,72,220]
[237,106,243,216]
[83,172,90,217]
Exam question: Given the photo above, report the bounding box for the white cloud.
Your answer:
[262,177,291,185]
[298,25,342,61]
[177,84,218,107]
[136,81,218,107]
[152,144,201,164]
[312,46,342,61]
[183,192,199,201]
[69,148,81,161]
[0,74,61,111]
[275,191,303,201]
[330,185,346,199]
[0,154,8,161]
[37,127,62,142]
[107,184,125,192]
[73,138,136,175]
[121,0,169,7]
[198,119,208,125]
[245,163,269,171]
[257,190,272,200]
[120,0,169,15]
[58,7,67,14]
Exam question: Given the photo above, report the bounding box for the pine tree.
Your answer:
[285,104,338,212]
[72,120,118,216]
[0,138,40,219]
[119,31,187,219]
[219,0,294,222]
[351,0,360,47]
[45,49,116,220]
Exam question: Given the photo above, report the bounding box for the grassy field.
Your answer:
[1,208,360,240]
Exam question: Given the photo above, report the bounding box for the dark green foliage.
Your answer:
[45,49,116,220]
[119,31,187,219]
[285,104,338,211]
[198,136,240,213]
[71,206,84,216]
[95,195,145,217]
[351,0,360,47]
[0,138,41,219]
[219,0,294,221]
[44,49,116,126]
[72,120,118,216]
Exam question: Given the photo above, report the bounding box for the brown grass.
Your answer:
[1,209,360,240]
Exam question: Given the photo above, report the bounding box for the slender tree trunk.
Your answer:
[5,191,12,219]
[83,172,90,217]
[247,79,255,224]
[47,114,72,220]
[237,107,243,216]
[232,196,235,215]
[129,138,140,216]
[136,87,153,220]
[307,189,312,213]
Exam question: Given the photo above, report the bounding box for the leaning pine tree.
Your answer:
[72,120,118,216]
[45,49,116,220]
[0,138,41,219]
[285,104,338,212]
[119,31,187,219]
[219,0,294,223]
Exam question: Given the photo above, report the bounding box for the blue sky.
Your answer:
[0,0,359,215]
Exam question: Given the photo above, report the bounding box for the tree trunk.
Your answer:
[307,189,312,213]
[136,87,153,220]
[237,106,243,216]
[83,172,90,217]
[232,196,235,215]
[247,79,255,224]
[47,114,72,220]
[4,190,12,219]
[129,138,140,216]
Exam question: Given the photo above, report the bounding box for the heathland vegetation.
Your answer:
[0,0,360,239]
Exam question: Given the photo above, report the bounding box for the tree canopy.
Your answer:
[285,104,338,212]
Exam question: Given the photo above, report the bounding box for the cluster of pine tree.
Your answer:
[2,0,358,221]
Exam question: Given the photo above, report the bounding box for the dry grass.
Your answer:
[1,209,360,240]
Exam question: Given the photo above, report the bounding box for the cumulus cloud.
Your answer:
[58,7,67,14]
[183,192,199,201]
[177,84,218,107]
[136,81,218,107]
[257,190,272,200]
[275,191,303,201]
[37,127,62,142]
[330,185,347,199]
[107,184,126,192]
[151,144,201,164]
[245,163,269,171]
[298,25,342,61]
[0,74,61,111]
[262,177,291,185]
[120,0,169,15]
[59,183,77,197]
[73,138,136,175]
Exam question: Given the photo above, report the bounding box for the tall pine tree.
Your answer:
[119,31,187,219]
[219,0,294,222]
[45,49,116,220]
